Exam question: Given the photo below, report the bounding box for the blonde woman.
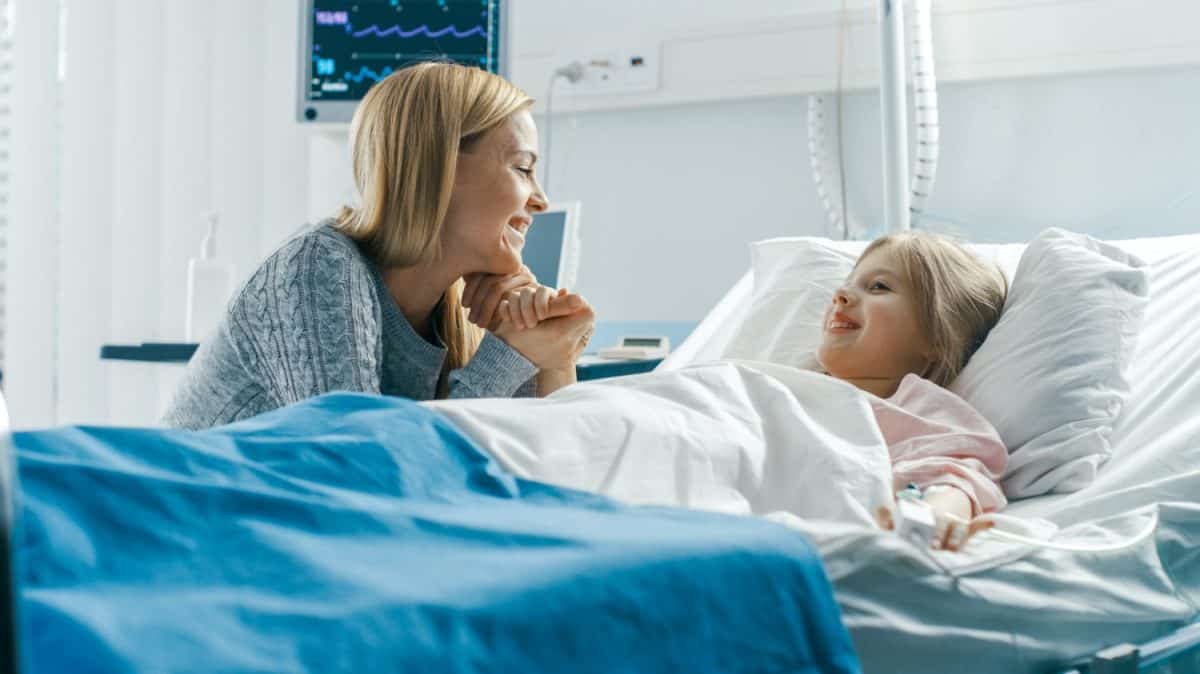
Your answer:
[165,63,593,429]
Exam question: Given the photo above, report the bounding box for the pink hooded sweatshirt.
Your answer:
[869,373,1008,515]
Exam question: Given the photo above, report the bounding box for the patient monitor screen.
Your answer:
[524,210,568,288]
[307,0,503,102]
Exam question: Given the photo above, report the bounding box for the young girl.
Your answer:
[816,232,1009,550]
[502,231,1010,551]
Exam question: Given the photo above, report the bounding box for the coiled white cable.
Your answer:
[807,0,941,235]
[908,0,939,226]
[807,95,858,239]
[807,0,859,239]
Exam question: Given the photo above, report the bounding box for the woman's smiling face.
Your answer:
[440,109,549,277]
[817,246,932,386]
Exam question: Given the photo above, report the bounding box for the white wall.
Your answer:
[535,64,1200,321]
[509,0,1200,114]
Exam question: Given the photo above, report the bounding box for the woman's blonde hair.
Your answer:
[334,62,534,383]
[858,231,1007,387]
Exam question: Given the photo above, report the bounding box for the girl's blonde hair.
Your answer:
[858,232,1007,387]
[334,62,534,381]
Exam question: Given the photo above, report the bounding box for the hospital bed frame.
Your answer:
[2,394,19,674]
[1055,622,1200,674]
[0,390,1197,674]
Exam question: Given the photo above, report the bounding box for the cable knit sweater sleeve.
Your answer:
[231,230,386,407]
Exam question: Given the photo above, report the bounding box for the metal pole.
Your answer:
[879,0,911,232]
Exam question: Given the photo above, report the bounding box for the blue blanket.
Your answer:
[12,393,860,674]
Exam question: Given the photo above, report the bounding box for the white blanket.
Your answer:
[425,363,1200,673]
[428,362,893,530]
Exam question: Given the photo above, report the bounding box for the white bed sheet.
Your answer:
[429,359,1200,673]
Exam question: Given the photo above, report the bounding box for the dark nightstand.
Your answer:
[575,355,663,381]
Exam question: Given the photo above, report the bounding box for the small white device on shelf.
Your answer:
[598,336,670,361]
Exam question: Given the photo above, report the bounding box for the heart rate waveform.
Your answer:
[344,66,396,84]
[349,23,485,39]
[306,0,501,103]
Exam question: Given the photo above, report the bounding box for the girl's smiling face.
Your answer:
[817,246,932,387]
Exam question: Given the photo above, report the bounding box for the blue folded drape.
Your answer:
[13,393,860,674]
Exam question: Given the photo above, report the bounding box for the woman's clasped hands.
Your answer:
[462,267,595,375]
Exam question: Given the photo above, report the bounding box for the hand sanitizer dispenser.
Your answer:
[185,214,236,342]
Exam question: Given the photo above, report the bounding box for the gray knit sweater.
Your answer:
[163,222,538,429]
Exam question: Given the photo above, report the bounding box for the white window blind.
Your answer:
[0,0,12,375]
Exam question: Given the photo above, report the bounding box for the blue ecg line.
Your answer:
[344,66,395,83]
[350,23,485,39]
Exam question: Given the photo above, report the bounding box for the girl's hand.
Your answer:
[922,485,992,551]
[462,266,537,331]
[492,292,594,372]
[875,486,994,552]
[930,513,994,552]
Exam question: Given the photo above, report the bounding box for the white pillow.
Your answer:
[718,229,1148,499]
[950,228,1149,498]
[1004,241,1200,522]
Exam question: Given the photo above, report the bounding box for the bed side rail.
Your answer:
[1058,620,1200,674]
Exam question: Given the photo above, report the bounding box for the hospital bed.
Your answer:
[2,233,1198,673]
[661,231,1200,674]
